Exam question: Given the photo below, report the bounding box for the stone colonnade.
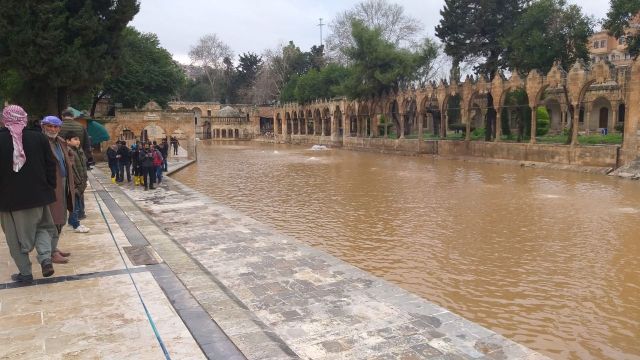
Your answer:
[272,59,640,162]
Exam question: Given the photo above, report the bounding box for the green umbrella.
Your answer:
[87,120,110,144]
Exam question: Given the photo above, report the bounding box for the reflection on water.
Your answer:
[173,141,640,360]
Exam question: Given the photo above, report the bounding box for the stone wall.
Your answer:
[104,108,196,160]
[437,141,618,168]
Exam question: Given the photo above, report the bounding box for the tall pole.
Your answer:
[318,18,325,47]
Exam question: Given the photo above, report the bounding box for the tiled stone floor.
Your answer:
[0,184,206,359]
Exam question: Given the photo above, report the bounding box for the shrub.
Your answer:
[615,123,624,133]
[536,106,550,136]
[472,127,485,137]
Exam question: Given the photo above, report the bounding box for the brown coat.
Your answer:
[48,136,75,225]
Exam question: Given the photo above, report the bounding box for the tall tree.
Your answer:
[0,0,139,116]
[93,27,185,113]
[188,34,233,101]
[234,52,262,103]
[339,21,432,103]
[326,0,423,63]
[604,0,640,58]
[436,0,525,140]
[502,0,594,74]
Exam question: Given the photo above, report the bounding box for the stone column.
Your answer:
[320,118,325,137]
[441,112,447,138]
[585,109,591,135]
[464,109,471,141]
[417,113,424,142]
[331,115,338,141]
[495,108,502,142]
[283,117,288,138]
[571,104,579,145]
[610,104,617,134]
[530,106,537,144]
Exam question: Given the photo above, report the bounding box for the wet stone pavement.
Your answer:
[96,166,550,360]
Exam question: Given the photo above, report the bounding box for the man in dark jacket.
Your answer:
[138,143,156,190]
[117,141,131,183]
[106,142,118,182]
[0,105,58,282]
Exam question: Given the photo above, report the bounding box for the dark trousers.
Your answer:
[118,161,131,182]
[109,162,118,179]
[141,166,156,189]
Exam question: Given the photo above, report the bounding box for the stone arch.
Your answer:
[142,124,166,143]
[285,112,292,135]
[202,120,212,139]
[543,97,563,133]
[387,99,400,138]
[444,94,462,135]
[345,104,357,136]
[357,102,371,137]
[276,113,283,135]
[314,109,322,136]
[192,107,203,125]
[322,108,331,136]
[420,93,440,136]
[618,103,626,125]
[292,111,299,135]
[401,97,418,137]
[333,105,343,138]
[306,109,314,135]
[470,102,483,129]
[590,96,612,131]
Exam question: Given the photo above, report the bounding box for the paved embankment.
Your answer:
[0,169,231,359]
[93,164,550,359]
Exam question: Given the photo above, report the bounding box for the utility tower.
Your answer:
[318,18,325,47]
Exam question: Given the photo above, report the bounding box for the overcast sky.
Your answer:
[130,0,610,64]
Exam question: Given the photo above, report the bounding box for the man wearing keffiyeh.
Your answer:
[0,105,58,283]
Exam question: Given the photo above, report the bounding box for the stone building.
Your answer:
[588,14,639,66]
[103,101,196,160]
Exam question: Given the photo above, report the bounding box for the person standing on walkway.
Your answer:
[60,110,93,219]
[60,109,93,169]
[131,141,141,185]
[65,132,90,233]
[106,142,118,183]
[153,143,164,184]
[139,143,156,190]
[159,138,169,172]
[171,137,179,156]
[0,105,58,282]
[117,140,131,183]
[42,116,75,264]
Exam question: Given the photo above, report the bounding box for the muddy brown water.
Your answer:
[173,141,640,360]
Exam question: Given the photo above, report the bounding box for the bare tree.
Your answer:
[247,48,280,104]
[325,0,423,63]
[188,34,233,101]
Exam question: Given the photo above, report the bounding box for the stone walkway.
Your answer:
[0,179,209,359]
[96,166,550,359]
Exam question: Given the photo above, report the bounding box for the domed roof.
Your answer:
[216,106,241,117]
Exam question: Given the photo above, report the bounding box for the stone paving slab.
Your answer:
[0,183,205,360]
[94,165,551,360]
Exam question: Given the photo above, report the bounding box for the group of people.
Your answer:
[106,138,169,190]
[0,105,92,283]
